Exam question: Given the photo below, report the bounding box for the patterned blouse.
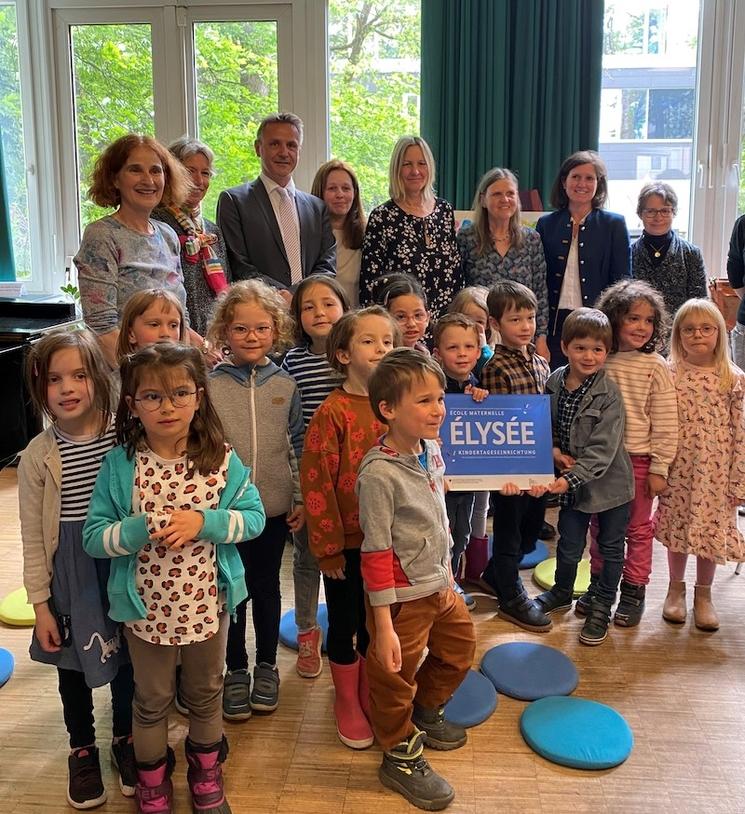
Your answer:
[457,224,549,336]
[359,198,463,319]
[75,216,188,335]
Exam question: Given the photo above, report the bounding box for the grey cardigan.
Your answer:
[546,367,634,514]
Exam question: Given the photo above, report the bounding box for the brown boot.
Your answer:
[662,580,686,624]
[693,584,720,631]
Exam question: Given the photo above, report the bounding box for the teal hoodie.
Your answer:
[83,444,265,622]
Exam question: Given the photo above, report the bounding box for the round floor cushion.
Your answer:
[480,642,578,701]
[444,669,498,728]
[0,648,14,687]
[0,587,35,626]
[519,540,550,569]
[520,695,634,769]
[533,557,591,597]
[278,603,329,652]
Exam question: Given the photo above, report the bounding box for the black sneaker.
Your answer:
[534,588,573,614]
[380,730,455,811]
[250,662,280,713]
[574,590,592,617]
[497,592,553,632]
[579,598,612,646]
[110,737,137,797]
[412,704,467,750]
[613,581,645,627]
[538,521,556,540]
[223,669,252,720]
[67,746,107,810]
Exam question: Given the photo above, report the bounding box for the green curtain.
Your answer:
[421,0,604,210]
[0,128,16,280]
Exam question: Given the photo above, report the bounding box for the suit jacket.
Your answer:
[217,177,336,289]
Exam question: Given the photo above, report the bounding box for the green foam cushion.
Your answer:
[533,557,590,597]
[0,587,36,626]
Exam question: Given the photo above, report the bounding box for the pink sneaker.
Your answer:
[296,626,323,678]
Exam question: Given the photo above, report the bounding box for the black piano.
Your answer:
[0,296,78,467]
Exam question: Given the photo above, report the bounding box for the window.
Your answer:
[0,2,30,279]
[328,0,421,210]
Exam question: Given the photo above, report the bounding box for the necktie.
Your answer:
[276,186,303,285]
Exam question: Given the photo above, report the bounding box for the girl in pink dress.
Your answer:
[654,299,745,631]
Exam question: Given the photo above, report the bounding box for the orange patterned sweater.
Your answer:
[300,388,386,573]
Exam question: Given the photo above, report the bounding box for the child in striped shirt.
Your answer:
[282,274,349,678]
[586,280,677,627]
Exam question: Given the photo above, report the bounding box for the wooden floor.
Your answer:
[1,465,744,814]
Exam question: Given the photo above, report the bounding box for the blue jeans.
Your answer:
[445,490,475,575]
[555,502,631,605]
[292,524,320,633]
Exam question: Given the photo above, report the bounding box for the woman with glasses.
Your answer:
[537,150,631,366]
[632,182,706,320]
[153,137,232,338]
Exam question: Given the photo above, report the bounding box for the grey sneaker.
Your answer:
[250,662,280,712]
[380,729,454,811]
[412,703,467,751]
[223,669,252,720]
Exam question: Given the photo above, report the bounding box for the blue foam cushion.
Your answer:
[278,604,329,652]
[0,647,14,687]
[444,669,498,728]
[480,642,578,700]
[519,540,549,569]
[520,696,634,769]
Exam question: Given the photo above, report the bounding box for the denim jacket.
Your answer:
[546,367,634,513]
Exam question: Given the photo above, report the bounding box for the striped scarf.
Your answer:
[168,205,229,296]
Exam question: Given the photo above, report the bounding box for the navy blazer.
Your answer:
[537,208,631,327]
[217,177,336,289]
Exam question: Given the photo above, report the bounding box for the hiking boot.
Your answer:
[412,704,467,751]
[222,669,251,721]
[185,737,232,814]
[662,580,687,624]
[67,745,107,810]
[111,736,137,797]
[329,659,374,749]
[693,584,720,631]
[250,662,280,712]
[579,598,612,646]
[534,587,573,614]
[453,581,476,611]
[135,749,175,814]
[379,729,455,811]
[614,581,645,627]
[296,627,323,678]
[497,591,552,633]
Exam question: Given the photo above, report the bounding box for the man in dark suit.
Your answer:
[217,112,336,302]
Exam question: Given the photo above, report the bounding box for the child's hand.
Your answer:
[149,510,204,550]
[464,384,489,403]
[500,482,521,496]
[323,566,346,580]
[548,477,570,495]
[527,483,549,498]
[286,505,305,533]
[536,336,550,362]
[376,628,402,673]
[646,474,668,499]
[553,447,576,472]
[33,602,61,653]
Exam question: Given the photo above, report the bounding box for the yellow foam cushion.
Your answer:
[0,587,35,626]
[533,558,591,598]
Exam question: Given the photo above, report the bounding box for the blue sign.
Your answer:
[441,394,554,490]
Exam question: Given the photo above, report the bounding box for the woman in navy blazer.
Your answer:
[537,151,631,366]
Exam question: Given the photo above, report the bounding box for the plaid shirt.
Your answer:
[480,344,550,395]
[556,369,598,504]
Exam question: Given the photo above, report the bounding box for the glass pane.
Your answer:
[70,24,154,230]
[328,0,421,211]
[194,21,279,222]
[0,2,31,279]
[601,1,699,237]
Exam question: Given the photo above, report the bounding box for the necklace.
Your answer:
[643,231,671,259]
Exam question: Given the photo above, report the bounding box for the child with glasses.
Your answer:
[654,299,745,631]
[83,342,265,814]
[206,280,305,720]
[379,273,431,352]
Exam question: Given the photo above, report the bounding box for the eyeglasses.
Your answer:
[642,207,674,218]
[681,325,718,338]
[134,388,198,411]
[228,325,273,338]
[393,311,429,324]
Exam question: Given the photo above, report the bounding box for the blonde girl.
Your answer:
[301,307,399,751]
[207,280,304,719]
[654,299,745,630]
[83,342,264,814]
[282,274,349,679]
[116,288,186,361]
[19,328,135,809]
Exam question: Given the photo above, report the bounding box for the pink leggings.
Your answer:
[667,550,717,585]
[590,454,653,585]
